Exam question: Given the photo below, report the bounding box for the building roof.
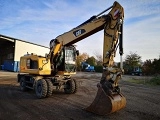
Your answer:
[0,34,49,48]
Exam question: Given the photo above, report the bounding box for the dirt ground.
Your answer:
[0,71,160,120]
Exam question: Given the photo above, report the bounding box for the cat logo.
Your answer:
[73,29,86,37]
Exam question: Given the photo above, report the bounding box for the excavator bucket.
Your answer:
[86,86,126,115]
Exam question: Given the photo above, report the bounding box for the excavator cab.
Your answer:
[63,46,77,73]
[64,46,79,73]
[53,45,78,75]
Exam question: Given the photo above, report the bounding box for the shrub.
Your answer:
[94,66,103,73]
[148,76,160,85]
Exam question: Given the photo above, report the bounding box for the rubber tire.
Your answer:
[20,76,28,91]
[35,79,48,99]
[64,79,77,94]
[46,79,53,97]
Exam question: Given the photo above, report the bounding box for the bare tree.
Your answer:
[94,52,103,66]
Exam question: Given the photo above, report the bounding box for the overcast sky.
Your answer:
[0,0,160,62]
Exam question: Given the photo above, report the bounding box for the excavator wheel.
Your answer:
[86,86,126,115]
[35,79,48,98]
[64,79,77,94]
[20,76,28,91]
[45,79,54,97]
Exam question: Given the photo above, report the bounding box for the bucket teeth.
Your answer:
[85,86,126,115]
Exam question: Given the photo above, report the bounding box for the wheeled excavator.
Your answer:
[17,1,126,115]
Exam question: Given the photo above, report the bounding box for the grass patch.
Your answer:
[147,76,160,85]
[127,76,160,86]
[127,79,146,84]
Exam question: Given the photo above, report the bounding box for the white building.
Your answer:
[0,34,49,72]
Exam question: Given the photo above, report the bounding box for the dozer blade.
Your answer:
[86,86,126,115]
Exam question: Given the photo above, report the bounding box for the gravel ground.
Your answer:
[0,71,160,120]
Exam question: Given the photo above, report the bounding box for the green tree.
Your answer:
[152,58,160,74]
[142,59,153,75]
[76,53,89,71]
[86,56,96,66]
[143,58,160,75]
[124,52,142,74]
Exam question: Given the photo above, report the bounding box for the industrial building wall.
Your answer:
[14,40,49,61]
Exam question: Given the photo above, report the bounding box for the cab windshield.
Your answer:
[65,48,75,64]
[64,46,76,72]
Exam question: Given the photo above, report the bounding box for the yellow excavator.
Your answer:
[17,1,126,115]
